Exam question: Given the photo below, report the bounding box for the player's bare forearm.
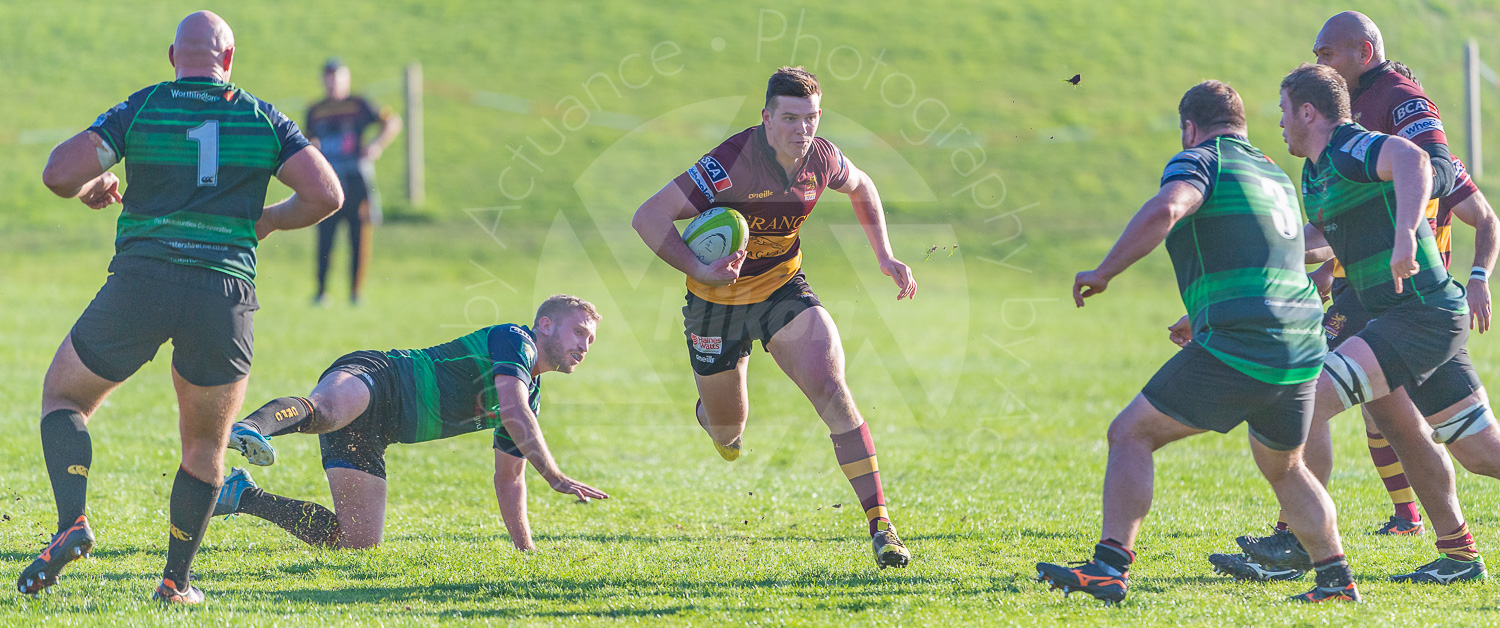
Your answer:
[1304,223,1334,263]
[842,168,896,262]
[837,164,916,298]
[494,452,535,551]
[1382,139,1433,238]
[42,132,111,198]
[499,408,564,483]
[633,184,711,277]
[260,147,343,239]
[1095,182,1203,279]
[1453,192,1500,274]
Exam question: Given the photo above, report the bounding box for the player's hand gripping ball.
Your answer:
[682,208,749,264]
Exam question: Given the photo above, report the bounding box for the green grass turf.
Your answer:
[6,0,1500,625]
[2,220,1500,626]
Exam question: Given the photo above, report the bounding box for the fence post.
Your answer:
[1466,39,1482,181]
[405,62,425,207]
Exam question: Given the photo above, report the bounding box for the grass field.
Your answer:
[7,0,1500,625]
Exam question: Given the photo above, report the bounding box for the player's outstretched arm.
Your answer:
[1375,136,1434,293]
[833,160,916,300]
[42,131,120,209]
[257,146,343,240]
[1073,181,1204,306]
[631,183,745,286]
[1451,190,1499,332]
[493,450,535,551]
[493,375,609,502]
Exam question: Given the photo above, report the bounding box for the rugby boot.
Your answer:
[1389,556,1486,584]
[1374,514,1424,536]
[1237,528,1312,570]
[695,400,741,461]
[872,521,910,569]
[228,422,276,467]
[213,467,257,517]
[151,578,205,605]
[1036,559,1128,604]
[17,515,94,595]
[1208,552,1305,581]
[1290,581,1361,602]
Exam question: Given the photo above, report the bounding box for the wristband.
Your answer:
[1472,266,1489,283]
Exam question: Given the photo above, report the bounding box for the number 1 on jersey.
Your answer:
[186,120,219,187]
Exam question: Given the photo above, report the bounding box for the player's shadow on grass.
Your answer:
[389,531,980,545]
[217,572,982,615]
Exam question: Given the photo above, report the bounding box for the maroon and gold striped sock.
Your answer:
[1367,431,1420,521]
[831,422,888,536]
[1438,523,1479,561]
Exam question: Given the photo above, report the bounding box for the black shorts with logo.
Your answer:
[316,350,525,479]
[71,256,258,387]
[682,272,822,376]
[318,351,403,479]
[1321,278,1370,350]
[1141,342,1316,451]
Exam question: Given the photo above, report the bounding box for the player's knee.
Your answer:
[1105,413,1149,449]
[1321,352,1373,413]
[1431,401,1495,445]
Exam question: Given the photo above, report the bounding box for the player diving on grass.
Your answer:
[20,11,342,604]
[213,295,608,551]
[631,67,917,569]
[1038,80,1358,603]
[1213,64,1498,588]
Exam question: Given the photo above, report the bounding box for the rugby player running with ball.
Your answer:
[632,67,916,569]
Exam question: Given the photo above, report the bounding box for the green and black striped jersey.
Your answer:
[89,77,311,283]
[1301,123,1466,315]
[386,324,541,450]
[1160,134,1326,385]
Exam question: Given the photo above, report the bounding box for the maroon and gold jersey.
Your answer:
[1348,62,1481,269]
[672,125,850,305]
[1330,62,1475,273]
[306,95,382,173]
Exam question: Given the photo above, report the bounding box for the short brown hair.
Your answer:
[1280,63,1351,122]
[535,294,601,327]
[1178,81,1246,131]
[766,66,821,110]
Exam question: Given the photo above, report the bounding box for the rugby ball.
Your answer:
[682,208,749,264]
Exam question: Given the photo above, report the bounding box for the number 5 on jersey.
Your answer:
[186,120,219,187]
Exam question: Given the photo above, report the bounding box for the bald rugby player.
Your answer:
[632,66,916,569]
[1216,12,1500,588]
[1219,64,1494,588]
[21,11,341,604]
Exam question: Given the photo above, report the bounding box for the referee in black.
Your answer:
[22,11,341,604]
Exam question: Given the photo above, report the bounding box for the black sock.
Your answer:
[238,397,317,437]
[236,488,343,548]
[40,410,92,533]
[162,467,220,586]
[1313,554,1353,588]
[1093,538,1134,573]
